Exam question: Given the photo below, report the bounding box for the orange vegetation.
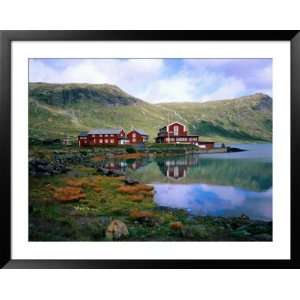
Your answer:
[93,187,102,193]
[130,210,154,220]
[113,152,147,159]
[117,184,153,194]
[64,176,102,193]
[93,152,147,161]
[170,221,184,230]
[53,187,86,203]
[65,176,101,188]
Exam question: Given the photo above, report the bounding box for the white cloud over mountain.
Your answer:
[29,58,272,103]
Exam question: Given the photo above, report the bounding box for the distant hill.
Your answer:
[29,82,145,106]
[29,82,272,143]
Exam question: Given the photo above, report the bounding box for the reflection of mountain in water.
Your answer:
[99,144,272,192]
[123,154,272,192]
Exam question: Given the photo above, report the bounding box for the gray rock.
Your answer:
[124,177,140,185]
[105,220,129,240]
[97,167,125,177]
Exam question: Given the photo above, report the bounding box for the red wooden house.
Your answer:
[78,128,127,147]
[155,121,215,149]
[127,129,149,144]
[155,122,198,144]
[78,131,89,147]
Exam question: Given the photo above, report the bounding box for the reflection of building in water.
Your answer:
[157,156,199,180]
[166,165,187,180]
[101,159,148,171]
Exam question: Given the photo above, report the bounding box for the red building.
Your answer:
[127,129,149,144]
[78,128,127,147]
[155,121,215,149]
[155,122,198,144]
[198,141,215,150]
[78,131,89,147]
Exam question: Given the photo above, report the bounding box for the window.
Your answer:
[105,134,108,137]
[110,134,114,137]
[132,138,136,143]
[174,125,179,136]
[132,132,136,138]
[110,139,114,143]
[105,139,108,143]
[100,139,103,143]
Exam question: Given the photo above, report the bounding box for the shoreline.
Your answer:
[29,167,272,242]
[28,144,271,242]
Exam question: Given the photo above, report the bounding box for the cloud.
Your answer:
[29,58,272,103]
[29,58,164,85]
[254,65,272,86]
[199,77,247,101]
[137,74,198,103]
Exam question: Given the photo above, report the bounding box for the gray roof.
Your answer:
[79,131,88,137]
[88,128,123,135]
[137,130,148,136]
[131,129,148,136]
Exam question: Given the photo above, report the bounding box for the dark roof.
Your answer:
[79,131,88,137]
[88,128,122,135]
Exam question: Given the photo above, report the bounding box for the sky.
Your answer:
[29,58,272,103]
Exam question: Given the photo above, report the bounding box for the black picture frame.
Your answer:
[0,30,299,269]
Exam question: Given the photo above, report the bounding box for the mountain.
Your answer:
[29,83,272,143]
[29,82,144,106]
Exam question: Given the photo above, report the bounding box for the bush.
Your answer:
[126,146,136,153]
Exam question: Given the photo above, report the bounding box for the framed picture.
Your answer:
[0,30,299,268]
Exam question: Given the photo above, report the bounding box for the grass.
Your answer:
[29,164,272,242]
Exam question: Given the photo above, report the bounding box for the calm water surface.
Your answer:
[101,144,272,221]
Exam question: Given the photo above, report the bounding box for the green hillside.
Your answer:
[29,83,272,143]
[29,82,144,106]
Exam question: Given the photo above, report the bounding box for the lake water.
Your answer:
[101,144,272,221]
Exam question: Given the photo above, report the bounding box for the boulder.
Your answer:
[123,177,140,185]
[29,157,69,176]
[97,167,125,177]
[105,220,129,240]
